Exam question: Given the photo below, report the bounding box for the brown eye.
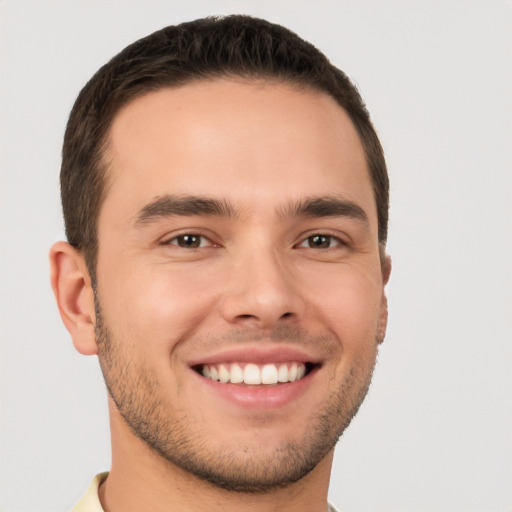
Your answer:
[177,235,201,248]
[167,234,209,248]
[307,235,331,248]
[297,234,344,250]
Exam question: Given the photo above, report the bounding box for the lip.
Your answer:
[187,345,320,367]
[187,345,321,410]
[194,366,318,409]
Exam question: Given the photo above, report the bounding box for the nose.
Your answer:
[218,249,305,330]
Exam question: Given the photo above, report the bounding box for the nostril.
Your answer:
[238,312,292,320]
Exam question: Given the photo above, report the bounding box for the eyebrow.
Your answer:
[280,196,369,225]
[135,195,237,225]
[134,194,368,226]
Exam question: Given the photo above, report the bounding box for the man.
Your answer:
[50,15,390,512]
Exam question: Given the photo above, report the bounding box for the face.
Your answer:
[94,79,389,492]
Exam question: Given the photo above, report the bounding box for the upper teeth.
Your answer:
[202,362,306,385]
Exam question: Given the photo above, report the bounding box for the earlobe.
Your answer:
[381,254,392,286]
[378,255,392,344]
[49,241,98,355]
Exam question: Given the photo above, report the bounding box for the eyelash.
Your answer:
[163,234,216,249]
[296,234,346,250]
[162,233,346,250]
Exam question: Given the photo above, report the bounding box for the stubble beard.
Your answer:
[94,295,377,494]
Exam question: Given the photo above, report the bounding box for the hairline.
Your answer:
[83,74,385,282]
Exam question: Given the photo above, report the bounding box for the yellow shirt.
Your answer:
[72,472,339,512]
[72,473,107,512]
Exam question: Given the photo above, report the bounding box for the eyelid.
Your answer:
[295,231,349,249]
[159,230,219,248]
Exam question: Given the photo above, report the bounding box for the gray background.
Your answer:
[1,1,511,511]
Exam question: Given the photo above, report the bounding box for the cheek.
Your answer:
[99,262,221,348]
[304,266,383,346]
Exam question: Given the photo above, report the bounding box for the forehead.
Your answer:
[102,79,375,225]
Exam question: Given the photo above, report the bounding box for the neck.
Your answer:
[100,401,333,512]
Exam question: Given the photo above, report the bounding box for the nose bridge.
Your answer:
[219,238,303,328]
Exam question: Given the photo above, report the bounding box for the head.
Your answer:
[52,15,391,495]
[61,15,388,284]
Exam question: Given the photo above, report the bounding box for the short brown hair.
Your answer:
[61,15,389,281]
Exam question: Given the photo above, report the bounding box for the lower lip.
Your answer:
[194,369,317,410]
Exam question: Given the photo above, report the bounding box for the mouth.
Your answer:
[193,361,317,386]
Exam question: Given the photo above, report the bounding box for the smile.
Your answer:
[199,362,312,385]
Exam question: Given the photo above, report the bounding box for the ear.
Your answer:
[49,241,98,355]
[377,255,392,344]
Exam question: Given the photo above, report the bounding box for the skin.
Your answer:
[50,79,390,512]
